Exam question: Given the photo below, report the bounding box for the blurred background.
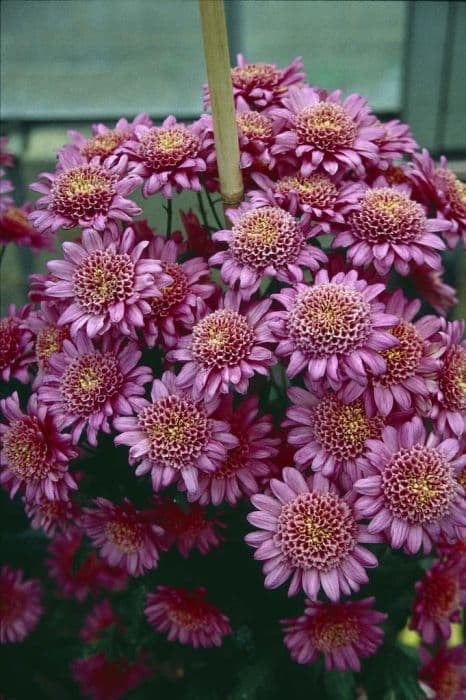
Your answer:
[1,0,465,313]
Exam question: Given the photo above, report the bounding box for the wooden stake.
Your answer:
[199,0,243,218]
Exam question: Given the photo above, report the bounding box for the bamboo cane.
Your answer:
[199,0,244,220]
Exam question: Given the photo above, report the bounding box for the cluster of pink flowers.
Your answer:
[1,53,465,698]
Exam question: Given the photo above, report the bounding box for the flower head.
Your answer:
[354,418,466,554]
[1,392,78,502]
[419,645,466,700]
[429,321,465,437]
[0,304,34,384]
[72,652,152,700]
[246,468,379,601]
[152,498,225,558]
[28,302,70,388]
[39,331,151,446]
[0,202,53,250]
[0,565,43,644]
[114,370,238,495]
[282,597,386,671]
[411,264,458,316]
[24,495,79,538]
[80,600,119,644]
[145,585,232,647]
[168,292,275,401]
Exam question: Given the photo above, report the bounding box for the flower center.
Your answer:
[308,608,360,651]
[138,395,211,469]
[0,583,25,624]
[436,168,466,218]
[311,394,383,460]
[104,519,143,553]
[81,131,127,159]
[139,126,200,170]
[149,262,188,318]
[276,491,358,571]
[382,165,410,186]
[349,188,426,244]
[294,103,357,151]
[60,352,124,416]
[287,283,372,358]
[440,346,466,412]
[51,165,116,220]
[382,445,457,524]
[35,324,69,369]
[378,321,424,385]
[231,63,280,90]
[236,112,273,141]
[3,417,50,480]
[73,249,135,315]
[213,433,249,479]
[231,206,303,271]
[423,570,460,620]
[431,663,461,700]
[191,310,255,369]
[2,207,30,229]
[275,173,338,209]
[0,318,21,370]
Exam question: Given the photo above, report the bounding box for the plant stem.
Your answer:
[165,200,173,238]
[205,187,223,229]
[196,191,210,230]
[0,245,6,267]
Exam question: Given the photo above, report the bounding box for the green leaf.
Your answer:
[323,669,356,700]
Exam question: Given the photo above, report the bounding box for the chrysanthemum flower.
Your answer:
[152,499,225,558]
[246,468,379,601]
[0,167,14,212]
[80,600,119,644]
[145,585,232,648]
[204,54,305,110]
[24,495,79,537]
[284,379,384,480]
[141,235,215,348]
[114,370,238,494]
[410,150,465,249]
[354,417,466,554]
[29,150,141,235]
[47,528,128,602]
[39,331,151,446]
[209,204,326,299]
[269,269,398,389]
[411,264,458,316]
[419,645,466,700]
[0,202,53,250]
[0,304,34,384]
[249,171,361,233]
[370,117,418,166]
[345,290,443,415]
[281,597,386,671]
[44,227,167,338]
[410,559,464,643]
[28,302,70,388]
[188,395,279,506]
[428,320,465,437]
[72,652,152,700]
[168,292,275,401]
[272,86,384,177]
[0,565,43,644]
[0,392,78,502]
[125,115,210,198]
[332,178,449,276]
[82,497,163,576]
[180,208,217,258]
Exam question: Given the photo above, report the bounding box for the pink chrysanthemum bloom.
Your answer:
[0,304,34,384]
[44,227,167,338]
[114,370,238,494]
[145,585,232,648]
[354,417,466,554]
[345,290,443,416]
[152,499,225,558]
[409,150,466,249]
[246,468,379,601]
[0,202,53,250]
[29,150,141,235]
[47,528,128,602]
[82,497,163,576]
[269,269,398,389]
[419,645,466,700]
[125,115,209,198]
[411,264,458,316]
[272,86,384,177]
[0,392,78,502]
[168,292,275,401]
[24,495,79,538]
[28,302,70,388]
[141,235,215,348]
[284,379,384,481]
[370,117,418,166]
[428,320,465,438]
[410,559,464,644]
[204,54,305,110]
[281,597,386,671]
[249,171,361,233]
[0,565,43,644]
[39,331,151,446]
[80,600,119,644]
[0,168,14,212]
[209,203,326,300]
[187,395,279,506]
[72,652,152,700]
[332,178,449,276]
